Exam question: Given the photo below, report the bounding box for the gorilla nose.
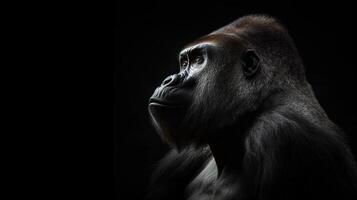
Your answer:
[161,74,181,86]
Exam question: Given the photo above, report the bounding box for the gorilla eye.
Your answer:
[194,55,204,64]
[242,50,260,77]
[181,60,189,68]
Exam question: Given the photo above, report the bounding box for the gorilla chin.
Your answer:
[148,97,188,147]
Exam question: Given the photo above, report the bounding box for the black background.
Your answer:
[115,1,357,199]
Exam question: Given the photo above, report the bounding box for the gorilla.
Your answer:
[147,15,357,200]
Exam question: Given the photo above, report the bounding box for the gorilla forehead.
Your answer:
[180,16,284,54]
[181,34,247,54]
[182,15,287,50]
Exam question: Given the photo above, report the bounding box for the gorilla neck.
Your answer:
[209,132,245,176]
[208,113,256,176]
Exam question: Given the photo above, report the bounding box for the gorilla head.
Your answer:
[149,15,307,148]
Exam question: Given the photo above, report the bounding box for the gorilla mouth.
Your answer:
[149,97,184,107]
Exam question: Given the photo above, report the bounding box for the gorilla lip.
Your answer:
[149,97,184,107]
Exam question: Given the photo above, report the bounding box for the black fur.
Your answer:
[147,15,357,200]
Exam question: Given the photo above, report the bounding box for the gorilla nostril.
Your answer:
[162,76,173,86]
[162,75,180,86]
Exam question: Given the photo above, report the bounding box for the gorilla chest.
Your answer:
[185,158,239,199]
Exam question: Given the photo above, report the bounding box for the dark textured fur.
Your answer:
[147,15,357,200]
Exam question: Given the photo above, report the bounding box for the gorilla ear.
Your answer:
[242,50,260,77]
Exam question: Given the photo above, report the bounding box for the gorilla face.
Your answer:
[149,34,263,147]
